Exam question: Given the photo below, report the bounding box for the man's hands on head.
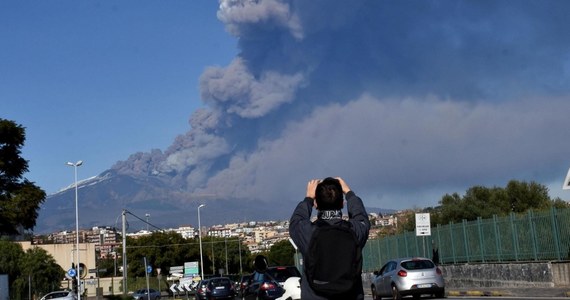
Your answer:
[306,179,320,199]
[335,177,351,194]
[307,177,352,207]
[306,179,320,208]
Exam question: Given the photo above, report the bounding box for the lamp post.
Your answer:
[145,213,150,231]
[197,204,206,280]
[66,160,83,300]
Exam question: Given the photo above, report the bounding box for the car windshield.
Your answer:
[266,267,301,282]
[401,259,435,270]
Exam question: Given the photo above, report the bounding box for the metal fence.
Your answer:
[362,207,570,272]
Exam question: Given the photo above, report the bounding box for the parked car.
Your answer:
[39,290,77,300]
[371,257,445,300]
[266,266,301,300]
[132,288,161,300]
[241,271,285,300]
[194,279,210,300]
[205,277,236,300]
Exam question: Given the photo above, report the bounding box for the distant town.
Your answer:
[32,211,409,259]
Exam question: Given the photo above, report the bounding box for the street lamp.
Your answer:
[197,204,206,280]
[66,160,83,300]
[145,213,150,231]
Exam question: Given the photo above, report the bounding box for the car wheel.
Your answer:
[391,285,402,300]
[371,285,378,300]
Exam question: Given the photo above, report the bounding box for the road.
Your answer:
[364,295,569,300]
[88,287,570,299]
[359,286,570,299]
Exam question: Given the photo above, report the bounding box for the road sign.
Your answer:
[563,167,570,190]
[146,265,153,274]
[169,284,178,294]
[67,268,77,277]
[170,266,184,274]
[415,213,431,236]
[184,261,199,278]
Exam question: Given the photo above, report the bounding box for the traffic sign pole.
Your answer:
[144,257,150,300]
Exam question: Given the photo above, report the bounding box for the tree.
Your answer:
[505,180,550,212]
[552,197,570,209]
[400,180,561,229]
[0,240,24,296]
[126,231,203,278]
[0,119,46,235]
[267,240,295,266]
[12,247,64,300]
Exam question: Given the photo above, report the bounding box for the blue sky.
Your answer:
[3,0,570,211]
[2,1,237,194]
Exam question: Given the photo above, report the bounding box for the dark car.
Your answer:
[241,271,285,300]
[371,257,445,300]
[205,277,236,300]
[194,279,210,300]
[131,288,161,300]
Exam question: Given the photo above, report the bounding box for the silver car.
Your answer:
[371,257,445,299]
[39,290,77,300]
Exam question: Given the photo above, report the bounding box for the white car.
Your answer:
[276,276,301,300]
[39,290,77,300]
[267,266,301,300]
[371,257,445,300]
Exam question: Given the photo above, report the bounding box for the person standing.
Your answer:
[289,177,370,300]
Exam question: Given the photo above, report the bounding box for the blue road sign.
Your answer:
[146,265,153,274]
[68,268,77,277]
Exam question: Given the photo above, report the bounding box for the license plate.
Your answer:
[215,286,225,289]
[418,284,432,288]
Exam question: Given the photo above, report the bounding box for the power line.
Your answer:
[124,209,163,232]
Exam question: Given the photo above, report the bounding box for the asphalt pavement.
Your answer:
[86,287,570,299]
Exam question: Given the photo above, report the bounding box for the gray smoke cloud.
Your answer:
[117,0,570,209]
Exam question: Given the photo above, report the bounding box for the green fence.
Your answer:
[362,207,570,272]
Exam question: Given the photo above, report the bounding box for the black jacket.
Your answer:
[289,191,371,300]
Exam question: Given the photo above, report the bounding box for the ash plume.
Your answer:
[114,0,570,209]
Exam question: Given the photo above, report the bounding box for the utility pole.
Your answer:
[122,210,127,295]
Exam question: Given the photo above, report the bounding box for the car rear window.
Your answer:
[209,278,231,287]
[401,259,435,270]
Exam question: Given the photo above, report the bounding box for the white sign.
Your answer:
[169,284,178,294]
[563,167,570,190]
[415,213,431,236]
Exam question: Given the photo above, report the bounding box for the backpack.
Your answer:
[305,219,362,297]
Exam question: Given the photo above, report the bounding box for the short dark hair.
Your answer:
[315,177,343,210]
